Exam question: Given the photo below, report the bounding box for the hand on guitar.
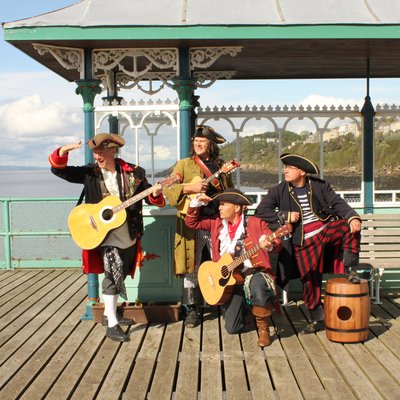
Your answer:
[259,234,273,251]
[152,182,163,198]
[182,179,208,195]
[59,141,83,156]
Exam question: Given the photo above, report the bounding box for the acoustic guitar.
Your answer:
[198,223,292,305]
[68,174,180,250]
[177,159,240,214]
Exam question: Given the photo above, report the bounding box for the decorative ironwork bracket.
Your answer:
[33,44,84,76]
[189,46,242,70]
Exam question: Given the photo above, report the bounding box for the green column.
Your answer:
[75,78,102,320]
[172,47,196,158]
[173,78,197,158]
[361,95,375,213]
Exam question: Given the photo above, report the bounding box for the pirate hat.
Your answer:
[193,125,226,144]
[280,153,319,174]
[213,188,253,206]
[87,133,125,150]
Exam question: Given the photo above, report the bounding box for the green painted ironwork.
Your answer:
[5,25,400,41]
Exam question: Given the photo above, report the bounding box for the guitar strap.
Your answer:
[193,155,222,190]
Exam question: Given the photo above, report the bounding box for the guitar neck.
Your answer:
[112,185,156,213]
[203,168,223,185]
[227,232,277,272]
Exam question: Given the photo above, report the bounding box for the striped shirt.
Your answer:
[293,186,319,226]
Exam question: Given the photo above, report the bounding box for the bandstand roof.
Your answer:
[3,0,400,82]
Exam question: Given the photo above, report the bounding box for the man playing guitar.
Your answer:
[49,133,165,342]
[163,125,236,328]
[185,188,283,347]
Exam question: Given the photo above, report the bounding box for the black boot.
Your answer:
[106,324,130,342]
[182,287,202,328]
[345,267,361,284]
[301,305,325,334]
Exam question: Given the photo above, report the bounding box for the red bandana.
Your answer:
[228,215,243,239]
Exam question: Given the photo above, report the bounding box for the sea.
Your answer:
[0,169,263,199]
[0,169,83,198]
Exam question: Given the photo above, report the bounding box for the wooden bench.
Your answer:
[279,213,400,305]
[357,213,400,304]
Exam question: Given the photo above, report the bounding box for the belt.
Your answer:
[242,269,256,278]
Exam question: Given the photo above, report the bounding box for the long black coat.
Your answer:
[255,176,360,285]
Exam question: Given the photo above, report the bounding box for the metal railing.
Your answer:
[1,192,400,270]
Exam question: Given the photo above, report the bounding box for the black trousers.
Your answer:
[221,272,274,334]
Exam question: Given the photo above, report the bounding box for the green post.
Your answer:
[173,78,197,158]
[75,78,102,320]
[3,200,11,269]
[172,47,196,158]
[361,95,375,213]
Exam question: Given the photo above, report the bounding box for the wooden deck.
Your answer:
[0,269,400,400]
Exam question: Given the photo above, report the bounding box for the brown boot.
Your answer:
[252,305,272,347]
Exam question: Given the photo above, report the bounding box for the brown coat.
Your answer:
[163,157,233,275]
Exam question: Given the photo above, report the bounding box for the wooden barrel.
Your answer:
[324,277,370,343]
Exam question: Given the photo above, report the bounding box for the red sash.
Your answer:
[193,155,222,190]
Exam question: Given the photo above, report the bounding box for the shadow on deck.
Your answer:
[1,269,400,400]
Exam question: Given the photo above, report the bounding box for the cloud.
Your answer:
[299,94,362,108]
[0,94,81,137]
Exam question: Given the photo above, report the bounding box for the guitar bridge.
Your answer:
[89,216,98,231]
[207,274,215,287]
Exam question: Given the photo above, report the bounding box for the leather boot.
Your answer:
[182,287,203,328]
[252,305,272,347]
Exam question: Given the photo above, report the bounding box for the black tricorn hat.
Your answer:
[87,133,125,150]
[280,153,320,174]
[193,125,226,144]
[213,188,253,206]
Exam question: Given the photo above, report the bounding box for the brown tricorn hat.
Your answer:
[213,188,253,206]
[193,125,226,144]
[87,133,125,150]
[280,153,319,174]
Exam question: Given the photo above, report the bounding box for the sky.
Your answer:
[1,1,400,169]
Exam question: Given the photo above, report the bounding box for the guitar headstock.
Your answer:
[274,223,292,238]
[220,160,241,174]
[161,173,182,188]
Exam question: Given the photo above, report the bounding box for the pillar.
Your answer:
[361,95,375,213]
[173,47,196,158]
[75,78,102,320]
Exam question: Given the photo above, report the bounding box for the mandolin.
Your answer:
[177,159,240,214]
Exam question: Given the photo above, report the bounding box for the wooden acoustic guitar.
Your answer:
[198,224,292,305]
[177,159,240,214]
[68,174,180,250]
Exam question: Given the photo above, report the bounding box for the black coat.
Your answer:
[255,176,360,285]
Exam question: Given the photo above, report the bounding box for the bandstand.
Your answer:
[3,0,400,308]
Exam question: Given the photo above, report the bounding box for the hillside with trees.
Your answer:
[219,130,400,190]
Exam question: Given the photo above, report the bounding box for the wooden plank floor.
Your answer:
[1,269,400,400]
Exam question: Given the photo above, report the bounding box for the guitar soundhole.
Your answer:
[221,265,229,278]
[102,208,114,221]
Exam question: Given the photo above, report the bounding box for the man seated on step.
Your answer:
[255,153,362,334]
[185,188,282,347]
[49,133,165,342]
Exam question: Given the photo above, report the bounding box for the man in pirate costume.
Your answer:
[49,133,165,342]
[185,188,282,347]
[255,153,362,334]
[163,125,234,328]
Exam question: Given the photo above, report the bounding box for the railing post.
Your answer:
[3,200,11,269]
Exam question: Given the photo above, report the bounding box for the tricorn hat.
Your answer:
[193,125,226,144]
[280,153,319,174]
[87,133,125,150]
[213,188,253,206]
